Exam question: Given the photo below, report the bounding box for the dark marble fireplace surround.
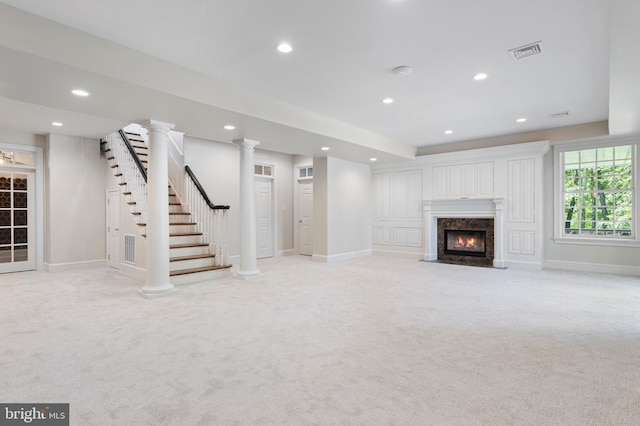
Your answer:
[437,218,494,267]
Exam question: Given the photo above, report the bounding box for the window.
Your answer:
[299,166,313,179]
[555,138,637,245]
[254,164,273,177]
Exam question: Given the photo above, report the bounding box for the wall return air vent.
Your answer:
[508,41,544,60]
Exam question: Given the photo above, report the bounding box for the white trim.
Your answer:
[503,260,542,271]
[544,259,640,277]
[35,146,44,271]
[553,237,640,247]
[312,249,371,263]
[372,140,550,171]
[372,249,423,259]
[44,259,106,272]
[276,249,295,257]
[117,262,146,281]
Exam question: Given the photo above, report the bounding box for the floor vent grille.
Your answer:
[124,234,136,264]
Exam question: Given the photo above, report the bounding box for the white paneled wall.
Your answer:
[373,169,423,255]
[372,141,549,267]
[433,162,494,199]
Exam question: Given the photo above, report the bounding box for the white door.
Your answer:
[0,171,35,273]
[106,187,120,268]
[298,181,313,256]
[255,178,273,259]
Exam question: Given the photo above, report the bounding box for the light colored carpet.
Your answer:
[1,255,639,425]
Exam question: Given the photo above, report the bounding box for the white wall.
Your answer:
[184,136,295,261]
[313,156,372,262]
[46,134,106,269]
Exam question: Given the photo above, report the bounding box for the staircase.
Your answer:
[101,129,231,285]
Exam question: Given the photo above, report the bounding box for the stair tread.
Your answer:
[171,254,215,262]
[170,243,208,249]
[170,265,232,276]
[170,232,203,236]
[169,212,190,216]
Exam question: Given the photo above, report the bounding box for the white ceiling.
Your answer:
[0,0,636,163]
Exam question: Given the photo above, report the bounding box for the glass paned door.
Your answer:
[0,172,35,272]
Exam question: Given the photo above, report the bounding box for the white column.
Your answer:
[233,138,261,279]
[139,120,176,298]
[422,200,437,261]
[493,198,506,268]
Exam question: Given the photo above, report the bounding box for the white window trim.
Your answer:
[553,135,639,247]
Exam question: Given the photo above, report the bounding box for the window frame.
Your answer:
[554,136,639,247]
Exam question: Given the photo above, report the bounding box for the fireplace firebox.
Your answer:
[437,218,494,267]
[444,230,486,257]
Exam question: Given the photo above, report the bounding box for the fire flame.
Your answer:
[454,236,479,249]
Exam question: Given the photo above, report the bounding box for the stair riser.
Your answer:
[170,245,210,257]
[169,205,184,213]
[170,267,231,285]
[170,257,216,272]
[169,224,197,233]
[170,235,203,245]
[169,215,193,224]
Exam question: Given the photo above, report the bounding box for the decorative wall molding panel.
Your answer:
[508,230,535,255]
[508,159,535,223]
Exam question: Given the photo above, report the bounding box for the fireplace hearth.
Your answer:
[437,218,494,267]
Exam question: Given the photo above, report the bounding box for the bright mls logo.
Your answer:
[0,404,68,426]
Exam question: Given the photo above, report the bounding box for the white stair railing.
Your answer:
[104,130,148,225]
[185,165,229,266]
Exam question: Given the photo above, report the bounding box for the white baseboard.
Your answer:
[312,249,372,263]
[372,249,424,260]
[276,249,295,257]
[45,259,106,272]
[544,259,640,277]
[503,260,543,271]
[117,262,146,281]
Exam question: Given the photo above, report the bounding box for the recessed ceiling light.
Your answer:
[321,147,330,151]
[71,89,90,97]
[444,130,454,135]
[51,122,63,127]
[516,118,527,123]
[473,73,488,81]
[382,98,394,104]
[277,42,293,53]
[223,125,235,130]
[370,158,377,162]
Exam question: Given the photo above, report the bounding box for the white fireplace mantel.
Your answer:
[423,198,505,267]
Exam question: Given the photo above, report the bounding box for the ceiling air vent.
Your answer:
[549,111,571,119]
[508,41,544,60]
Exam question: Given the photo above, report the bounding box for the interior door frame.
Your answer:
[254,175,275,259]
[0,143,44,272]
[106,186,120,268]
[294,162,313,255]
